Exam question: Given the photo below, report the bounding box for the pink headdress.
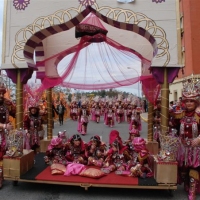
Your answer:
[133,137,146,152]
[109,130,123,148]
[182,74,200,104]
[48,137,63,150]
[24,85,43,112]
[58,130,67,143]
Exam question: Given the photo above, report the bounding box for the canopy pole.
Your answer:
[40,88,52,152]
[47,88,53,140]
[147,101,153,142]
[161,67,169,132]
[16,69,23,129]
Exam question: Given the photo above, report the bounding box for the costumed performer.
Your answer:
[171,76,200,200]
[0,78,16,188]
[65,134,87,165]
[23,101,46,153]
[101,130,131,174]
[77,99,90,135]
[86,135,106,167]
[105,101,115,127]
[44,133,67,166]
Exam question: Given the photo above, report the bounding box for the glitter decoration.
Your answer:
[152,0,165,3]
[79,0,96,7]
[13,0,30,10]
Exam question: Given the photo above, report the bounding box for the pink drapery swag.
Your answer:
[34,12,159,104]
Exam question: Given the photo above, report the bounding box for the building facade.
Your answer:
[169,0,200,102]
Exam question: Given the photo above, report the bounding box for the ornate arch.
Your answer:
[12,4,170,71]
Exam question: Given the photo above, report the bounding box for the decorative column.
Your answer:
[16,69,23,129]
[146,101,158,155]
[161,67,169,132]
[40,88,53,152]
[47,88,53,140]
[147,102,153,142]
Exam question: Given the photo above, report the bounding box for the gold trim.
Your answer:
[3,177,177,190]
[11,3,170,67]
[147,102,153,142]
[47,88,53,140]
[1,0,8,64]
[161,68,169,132]
[16,69,23,129]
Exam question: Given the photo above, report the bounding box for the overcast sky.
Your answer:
[0,1,141,96]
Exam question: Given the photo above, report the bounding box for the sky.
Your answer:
[0,1,141,96]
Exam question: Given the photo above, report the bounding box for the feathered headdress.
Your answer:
[81,95,87,106]
[24,85,43,112]
[93,95,100,103]
[182,74,200,103]
[127,94,133,103]
[71,95,77,102]
[131,96,139,106]
[117,93,123,102]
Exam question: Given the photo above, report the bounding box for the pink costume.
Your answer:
[86,135,106,167]
[70,102,78,121]
[101,130,131,174]
[65,134,87,165]
[171,76,200,200]
[23,105,45,152]
[126,104,132,124]
[105,103,115,127]
[0,82,16,189]
[44,137,67,166]
[115,101,125,123]
[94,103,101,123]
[90,103,96,121]
[129,107,141,131]
[77,103,90,135]
[103,102,109,124]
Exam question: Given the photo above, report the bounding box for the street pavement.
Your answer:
[0,113,190,200]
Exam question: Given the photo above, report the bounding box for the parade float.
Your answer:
[0,0,183,192]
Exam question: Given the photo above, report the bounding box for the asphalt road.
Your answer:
[1,116,190,200]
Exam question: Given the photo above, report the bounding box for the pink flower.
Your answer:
[13,0,30,10]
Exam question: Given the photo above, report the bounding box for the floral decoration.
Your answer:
[13,0,30,10]
[79,0,96,7]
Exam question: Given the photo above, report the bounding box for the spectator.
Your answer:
[56,101,66,126]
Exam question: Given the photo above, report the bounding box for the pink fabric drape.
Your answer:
[36,33,151,92]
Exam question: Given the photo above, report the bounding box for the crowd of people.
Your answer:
[69,94,144,135]
[1,74,200,199]
[44,129,153,178]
